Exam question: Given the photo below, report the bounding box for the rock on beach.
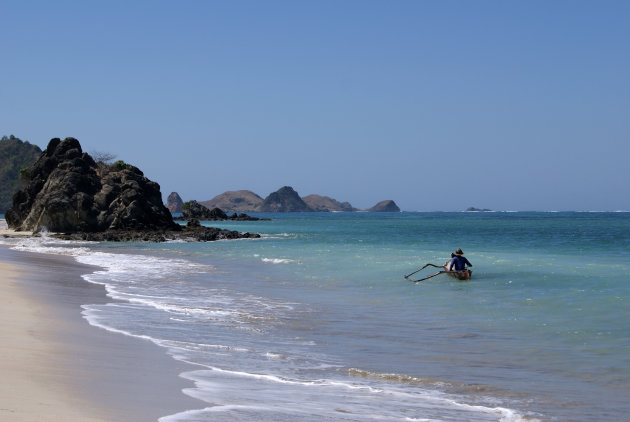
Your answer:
[5,138,260,242]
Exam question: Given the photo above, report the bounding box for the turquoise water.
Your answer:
[5,212,629,421]
[170,212,630,416]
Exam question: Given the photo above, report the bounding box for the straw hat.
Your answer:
[454,248,464,255]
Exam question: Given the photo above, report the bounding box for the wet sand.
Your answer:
[0,244,202,421]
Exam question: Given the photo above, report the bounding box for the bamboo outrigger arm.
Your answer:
[403,263,443,279]
[404,262,472,283]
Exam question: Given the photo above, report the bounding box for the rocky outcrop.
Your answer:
[366,200,400,212]
[302,194,357,212]
[176,200,267,221]
[166,192,184,213]
[258,186,313,212]
[6,138,176,232]
[5,137,261,242]
[52,225,260,242]
[0,135,42,213]
[201,190,264,213]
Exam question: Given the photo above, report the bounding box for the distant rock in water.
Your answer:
[465,207,492,212]
[166,192,184,213]
[177,200,267,221]
[302,194,357,212]
[259,186,313,212]
[181,200,228,220]
[0,135,42,213]
[201,190,264,213]
[366,200,400,212]
[183,200,228,220]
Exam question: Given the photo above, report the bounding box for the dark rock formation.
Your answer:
[259,186,313,212]
[6,138,176,232]
[5,137,261,242]
[227,212,269,221]
[366,200,400,212]
[302,194,357,212]
[0,135,42,213]
[201,190,264,213]
[166,192,184,213]
[465,207,492,212]
[52,226,260,242]
[182,200,228,220]
[175,200,267,221]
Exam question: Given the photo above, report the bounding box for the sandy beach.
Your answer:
[0,242,202,421]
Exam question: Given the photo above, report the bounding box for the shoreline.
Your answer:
[0,243,203,421]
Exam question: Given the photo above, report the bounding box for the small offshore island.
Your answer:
[4,137,260,242]
[196,187,401,213]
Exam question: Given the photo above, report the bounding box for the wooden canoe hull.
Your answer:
[443,261,472,280]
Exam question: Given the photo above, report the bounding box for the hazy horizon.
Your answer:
[3,1,628,211]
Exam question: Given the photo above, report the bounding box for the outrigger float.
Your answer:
[404,261,472,283]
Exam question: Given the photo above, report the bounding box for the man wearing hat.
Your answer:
[448,248,472,272]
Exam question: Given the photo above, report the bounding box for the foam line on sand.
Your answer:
[0,245,202,422]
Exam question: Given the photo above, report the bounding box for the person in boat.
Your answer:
[448,248,472,272]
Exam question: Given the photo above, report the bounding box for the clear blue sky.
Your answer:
[2,1,628,211]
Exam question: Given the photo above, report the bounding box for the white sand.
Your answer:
[0,245,202,422]
[0,261,112,421]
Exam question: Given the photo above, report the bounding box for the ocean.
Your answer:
[2,212,629,421]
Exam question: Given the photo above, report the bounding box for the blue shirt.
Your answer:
[449,256,472,271]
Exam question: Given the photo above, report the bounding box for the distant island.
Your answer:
[302,194,356,212]
[367,200,400,212]
[465,207,493,212]
[190,186,400,213]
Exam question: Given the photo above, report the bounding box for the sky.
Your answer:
[2,0,629,211]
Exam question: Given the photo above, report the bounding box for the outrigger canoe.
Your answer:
[443,260,472,280]
[404,262,472,282]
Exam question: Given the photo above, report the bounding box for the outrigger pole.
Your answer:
[403,263,443,280]
[405,263,470,283]
[409,270,447,282]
